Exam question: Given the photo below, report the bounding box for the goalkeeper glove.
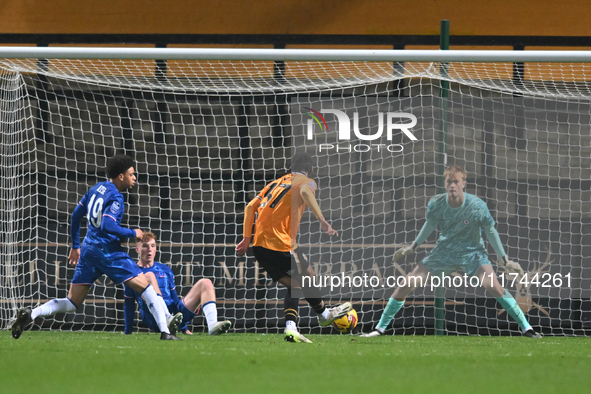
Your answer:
[503,256,524,277]
[393,242,418,261]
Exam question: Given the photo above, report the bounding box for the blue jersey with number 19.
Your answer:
[78,181,128,249]
[426,192,495,255]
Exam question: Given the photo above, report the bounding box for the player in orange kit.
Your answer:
[236,153,351,343]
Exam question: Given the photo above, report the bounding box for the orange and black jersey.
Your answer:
[251,172,317,252]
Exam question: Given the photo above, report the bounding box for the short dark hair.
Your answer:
[291,152,315,173]
[106,155,134,179]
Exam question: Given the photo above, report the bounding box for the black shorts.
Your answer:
[252,246,310,282]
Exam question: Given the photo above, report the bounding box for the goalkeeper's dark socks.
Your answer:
[377,298,405,331]
[496,290,531,331]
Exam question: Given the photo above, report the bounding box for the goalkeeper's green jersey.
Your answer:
[424,192,495,255]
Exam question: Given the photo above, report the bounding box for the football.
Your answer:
[331,309,358,333]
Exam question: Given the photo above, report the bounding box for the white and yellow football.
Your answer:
[331,309,358,334]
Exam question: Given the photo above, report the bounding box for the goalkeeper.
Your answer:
[361,165,541,338]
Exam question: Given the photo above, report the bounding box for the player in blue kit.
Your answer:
[124,232,231,336]
[361,165,542,338]
[11,155,182,340]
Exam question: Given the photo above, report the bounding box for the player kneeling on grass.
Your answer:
[124,232,231,336]
[361,165,542,339]
[236,153,352,343]
[11,155,181,340]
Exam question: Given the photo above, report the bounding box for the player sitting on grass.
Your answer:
[124,232,232,336]
[236,152,352,343]
[12,155,181,340]
[361,165,542,338]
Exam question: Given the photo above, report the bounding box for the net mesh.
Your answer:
[0,55,589,335]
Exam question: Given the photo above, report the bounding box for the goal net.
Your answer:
[0,48,589,335]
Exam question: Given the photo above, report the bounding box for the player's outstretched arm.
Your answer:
[503,258,525,277]
[69,203,86,266]
[236,237,251,256]
[483,226,524,277]
[236,197,262,256]
[393,216,437,262]
[68,248,80,266]
[318,217,337,236]
[100,215,138,239]
[393,242,417,261]
[300,185,337,236]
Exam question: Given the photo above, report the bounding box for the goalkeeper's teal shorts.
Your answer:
[421,249,491,277]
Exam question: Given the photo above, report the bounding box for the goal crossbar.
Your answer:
[2,46,591,62]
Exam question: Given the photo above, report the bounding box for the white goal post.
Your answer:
[0,46,590,335]
[4,46,591,61]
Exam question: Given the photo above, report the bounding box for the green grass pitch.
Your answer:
[1,331,590,393]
